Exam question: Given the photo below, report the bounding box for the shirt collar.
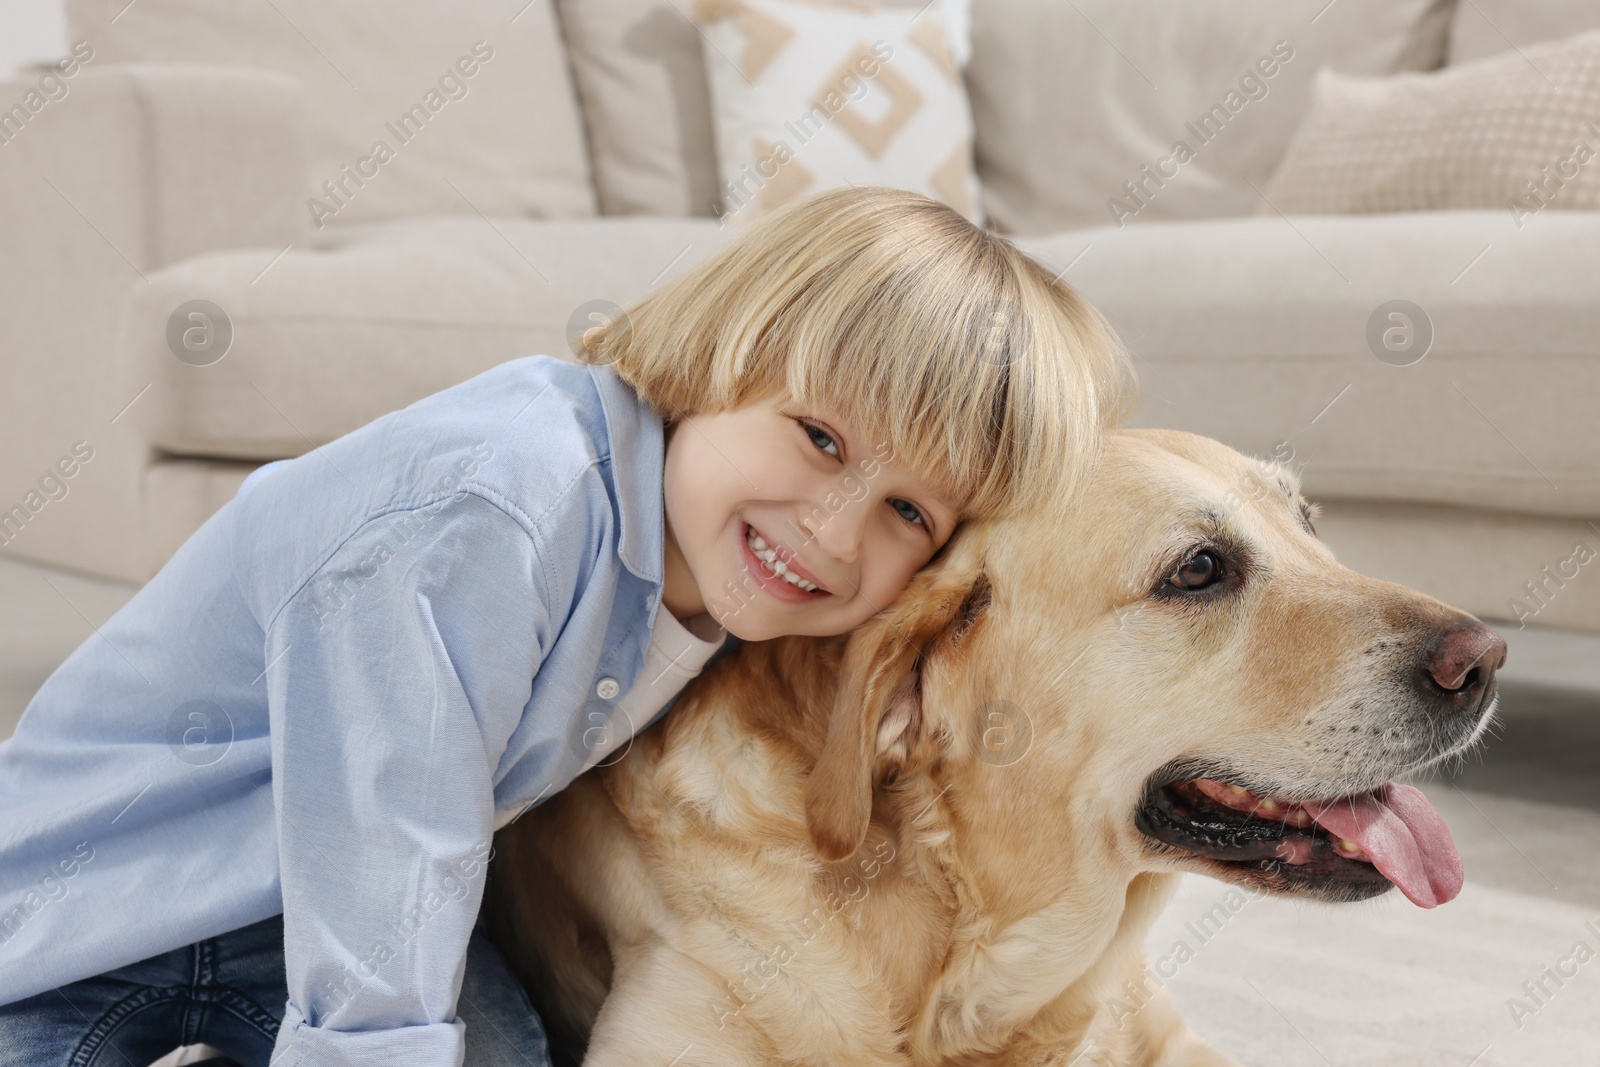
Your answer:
[588,361,664,586]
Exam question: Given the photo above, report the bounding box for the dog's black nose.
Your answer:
[1422,623,1507,695]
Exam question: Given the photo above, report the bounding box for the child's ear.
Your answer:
[802,535,991,863]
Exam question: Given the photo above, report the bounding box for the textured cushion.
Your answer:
[1259,32,1600,219]
[555,0,968,217]
[1013,210,1600,519]
[969,0,1458,236]
[67,0,596,227]
[117,217,734,459]
[1449,0,1600,64]
[688,0,981,226]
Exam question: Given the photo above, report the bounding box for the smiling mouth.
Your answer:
[742,521,830,597]
[1134,771,1464,908]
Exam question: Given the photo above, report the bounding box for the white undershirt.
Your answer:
[491,608,727,830]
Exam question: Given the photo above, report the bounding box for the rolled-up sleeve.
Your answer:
[262,491,551,1066]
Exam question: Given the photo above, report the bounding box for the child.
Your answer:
[0,186,1135,1066]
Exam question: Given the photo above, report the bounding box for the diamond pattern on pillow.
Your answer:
[691,0,983,226]
[908,18,959,83]
[827,43,924,160]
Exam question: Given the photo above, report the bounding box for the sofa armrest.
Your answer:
[0,64,308,582]
[1,63,309,269]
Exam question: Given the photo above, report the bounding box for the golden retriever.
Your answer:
[483,427,1506,1066]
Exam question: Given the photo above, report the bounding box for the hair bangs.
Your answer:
[572,186,1137,528]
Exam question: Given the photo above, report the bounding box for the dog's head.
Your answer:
[803,428,1505,910]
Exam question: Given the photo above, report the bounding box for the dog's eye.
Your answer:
[1170,551,1223,591]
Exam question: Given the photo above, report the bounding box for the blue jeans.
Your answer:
[0,910,553,1067]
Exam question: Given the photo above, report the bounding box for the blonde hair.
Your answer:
[571,186,1137,524]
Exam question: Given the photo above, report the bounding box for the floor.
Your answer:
[2,552,1596,1067]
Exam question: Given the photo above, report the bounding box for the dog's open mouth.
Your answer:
[1135,775,1465,908]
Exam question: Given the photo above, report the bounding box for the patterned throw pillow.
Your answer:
[1258,30,1600,223]
[689,0,982,227]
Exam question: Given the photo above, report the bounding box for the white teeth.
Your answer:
[745,526,819,592]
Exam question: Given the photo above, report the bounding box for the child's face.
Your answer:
[660,394,959,641]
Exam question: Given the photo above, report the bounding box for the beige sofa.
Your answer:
[1,0,1596,635]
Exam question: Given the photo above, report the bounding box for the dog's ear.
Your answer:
[803,542,991,863]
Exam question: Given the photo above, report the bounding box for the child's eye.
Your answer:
[891,499,926,530]
[800,419,840,459]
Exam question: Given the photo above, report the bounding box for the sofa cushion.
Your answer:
[1449,0,1600,64]
[552,0,721,217]
[690,0,982,225]
[67,0,596,228]
[1311,499,1600,635]
[1259,32,1600,218]
[1014,210,1600,518]
[970,0,1458,236]
[118,218,733,459]
[553,0,966,218]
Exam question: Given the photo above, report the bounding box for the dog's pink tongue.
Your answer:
[1302,784,1463,908]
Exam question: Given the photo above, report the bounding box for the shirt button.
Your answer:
[595,677,620,699]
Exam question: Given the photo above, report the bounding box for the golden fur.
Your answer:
[483,428,1501,1066]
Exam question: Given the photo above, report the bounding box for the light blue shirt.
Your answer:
[0,354,741,1063]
